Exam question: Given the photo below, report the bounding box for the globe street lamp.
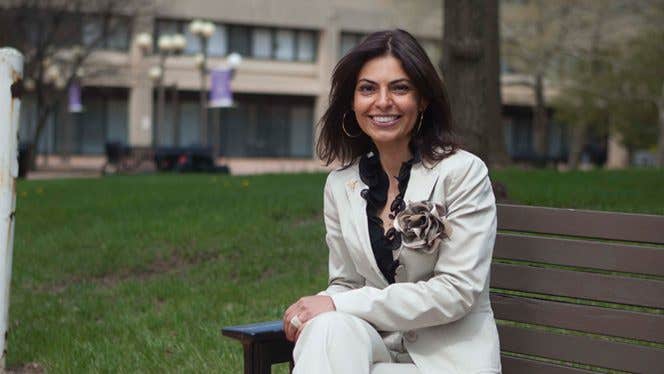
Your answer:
[189,19,215,146]
[135,32,152,52]
[151,33,185,147]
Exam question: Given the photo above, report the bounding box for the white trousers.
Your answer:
[293,311,420,374]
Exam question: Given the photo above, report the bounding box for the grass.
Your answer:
[7,169,663,372]
[493,167,664,214]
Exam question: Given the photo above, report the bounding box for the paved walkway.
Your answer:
[26,155,332,180]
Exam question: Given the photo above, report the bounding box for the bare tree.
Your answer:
[559,3,609,169]
[502,0,575,161]
[553,0,664,167]
[441,0,505,166]
[0,0,154,172]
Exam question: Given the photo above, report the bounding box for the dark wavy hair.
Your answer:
[316,29,459,168]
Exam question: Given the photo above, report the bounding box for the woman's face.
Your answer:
[352,54,426,150]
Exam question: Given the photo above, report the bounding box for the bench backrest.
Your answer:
[491,204,664,373]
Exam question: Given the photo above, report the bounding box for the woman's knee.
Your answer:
[305,311,362,332]
[295,312,364,354]
[301,311,370,343]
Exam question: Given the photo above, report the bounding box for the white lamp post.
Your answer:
[189,19,216,146]
[143,32,186,148]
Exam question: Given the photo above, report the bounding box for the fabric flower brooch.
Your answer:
[393,201,452,254]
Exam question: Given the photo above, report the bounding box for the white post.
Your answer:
[0,47,23,369]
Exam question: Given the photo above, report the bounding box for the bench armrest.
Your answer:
[222,320,294,374]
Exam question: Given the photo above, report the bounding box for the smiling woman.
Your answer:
[316,29,459,169]
[353,56,425,154]
[286,29,501,374]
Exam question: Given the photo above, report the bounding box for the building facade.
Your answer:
[17,0,568,166]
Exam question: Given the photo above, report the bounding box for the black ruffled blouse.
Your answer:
[358,148,419,284]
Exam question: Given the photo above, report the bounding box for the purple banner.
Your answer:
[68,81,83,113]
[209,68,233,108]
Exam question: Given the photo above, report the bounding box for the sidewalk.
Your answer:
[26,155,332,180]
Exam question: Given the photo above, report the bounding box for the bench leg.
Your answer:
[243,342,269,374]
[241,340,295,374]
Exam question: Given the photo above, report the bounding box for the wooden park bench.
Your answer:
[222,203,664,373]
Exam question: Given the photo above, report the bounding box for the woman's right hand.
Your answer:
[283,295,336,342]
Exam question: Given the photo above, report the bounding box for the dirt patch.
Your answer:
[259,267,276,281]
[40,249,222,294]
[6,362,44,373]
[290,211,323,228]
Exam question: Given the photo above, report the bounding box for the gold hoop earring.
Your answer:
[342,111,361,138]
[416,111,424,133]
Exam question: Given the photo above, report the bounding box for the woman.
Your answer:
[283,29,501,374]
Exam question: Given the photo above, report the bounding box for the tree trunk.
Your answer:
[484,0,510,168]
[28,101,55,171]
[568,122,587,170]
[442,0,496,163]
[657,82,664,168]
[0,47,22,371]
[532,73,549,160]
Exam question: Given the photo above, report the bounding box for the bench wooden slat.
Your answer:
[495,233,664,276]
[500,355,594,374]
[497,204,664,244]
[491,263,664,308]
[498,324,664,373]
[491,293,664,344]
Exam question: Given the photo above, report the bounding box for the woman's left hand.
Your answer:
[283,295,336,342]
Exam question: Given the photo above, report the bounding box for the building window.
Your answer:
[106,17,130,50]
[82,16,103,48]
[77,88,129,154]
[155,19,318,62]
[179,101,201,146]
[275,29,296,61]
[208,24,228,56]
[296,31,316,62]
[107,98,128,143]
[80,98,106,154]
[228,25,251,56]
[290,105,314,156]
[184,24,202,55]
[218,94,314,157]
[83,15,130,51]
[340,32,366,57]
[251,28,273,59]
[19,89,128,155]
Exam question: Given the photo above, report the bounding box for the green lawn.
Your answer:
[8,169,663,372]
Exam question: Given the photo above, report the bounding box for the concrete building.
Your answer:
[16,0,568,172]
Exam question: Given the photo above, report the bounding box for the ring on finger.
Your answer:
[290,314,303,329]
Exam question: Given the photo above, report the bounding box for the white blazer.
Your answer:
[320,149,501,374]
